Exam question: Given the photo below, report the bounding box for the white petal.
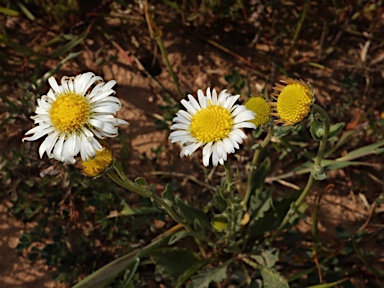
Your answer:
[188,95,201,111]
[181,99,197,115]
[52,133,65,161]
[197,90,207,108]
[234,122,256,129]
[170,123,190,130]
[39,131,60,158]
[202,142,213,166]
[223,95,239,110]
[180,142,201,157]
[48,77,61,94]
[211,144,219,166]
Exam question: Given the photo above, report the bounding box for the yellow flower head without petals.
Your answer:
[80,147,114,177]
[270,78,313,126]
[244,96,271,126]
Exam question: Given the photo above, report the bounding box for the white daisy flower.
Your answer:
[23,72,128,164]
[169,88,256,166]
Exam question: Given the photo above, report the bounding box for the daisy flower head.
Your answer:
[270,78,314,126]
[23,72,128,164]
[80,145,114,177]
[244,95,271,127]
[169,88,256,167]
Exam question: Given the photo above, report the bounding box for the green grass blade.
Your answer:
[72,227,181,288]
[34,51,82,88]
[49,29,89,59]
[0,6,19,16]
[16,1,35,20]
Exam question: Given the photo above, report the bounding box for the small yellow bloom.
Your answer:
[212,217,228,232]
[270,78,313,126]
[244,96,271,126]
[80,147,114,177]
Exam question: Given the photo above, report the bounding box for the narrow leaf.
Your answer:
[16,1,35,20]
[122,258,140,288]
[151,248,204,282]
[327,122,344,141]
[162,183,174,206]
[307,278,348,288]
[72,227,181,288]
[49,29,88,59]
[175,197,210,231]
[336,140,384,162]
[260,266,289,288]
[0,6,19,16]
[187,263,229,288]
[310,117,324,142]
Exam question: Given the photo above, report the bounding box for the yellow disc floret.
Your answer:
[49,92,91,134]
[190,105,233,143]
[245,96,271,126]
[80,147,113,177]
[270,79,313,126]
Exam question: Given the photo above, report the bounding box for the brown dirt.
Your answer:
[0,202,67,288]
[1,1,384,287]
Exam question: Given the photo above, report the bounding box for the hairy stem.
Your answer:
[266,104,330,244]
[107,166,207,257]
[242,126,274,208]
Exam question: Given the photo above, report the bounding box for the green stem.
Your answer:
[107,166,207,257]
[107,168,151,198]
[224,160,233,196]
[108,167,186,231]
[242,126,273,208]
[224,160,236,241]
[266,104,330,244]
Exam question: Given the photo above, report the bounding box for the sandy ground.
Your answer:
[0,202,67,288]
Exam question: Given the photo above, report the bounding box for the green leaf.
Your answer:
[134,177,148,186]
[273,125,295,138]
[176,261,208,287]
[175,197,211,232]
[107,203,161,218]
[35,51,82,88]
[72,228,181,288]
[310,117,324,141]
[248,157,271,200]
[16,1,35,20]
[327,122,344,141]
[168,230,188,245]
[49,29,88,59]
[311,164,327,180]
[251,248,279,269]
[246,188,276,238]
[0,6,19,16]
[213,193,227,212]
[249,188,273,222]
[162,0,182,12]
[259,266,289,288]
[151,248,204,282]
[122,258,140,288]
[307,278,348,288]
[187,263,229,288]
[162,183,173,206]
[336,140,384,162]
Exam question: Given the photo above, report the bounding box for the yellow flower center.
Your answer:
[277,83,312,124]
[81,147,113,177]
[49,92,91,134]
[212,218,228,232]
[190,105,233,143]
[245,96,271,126]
